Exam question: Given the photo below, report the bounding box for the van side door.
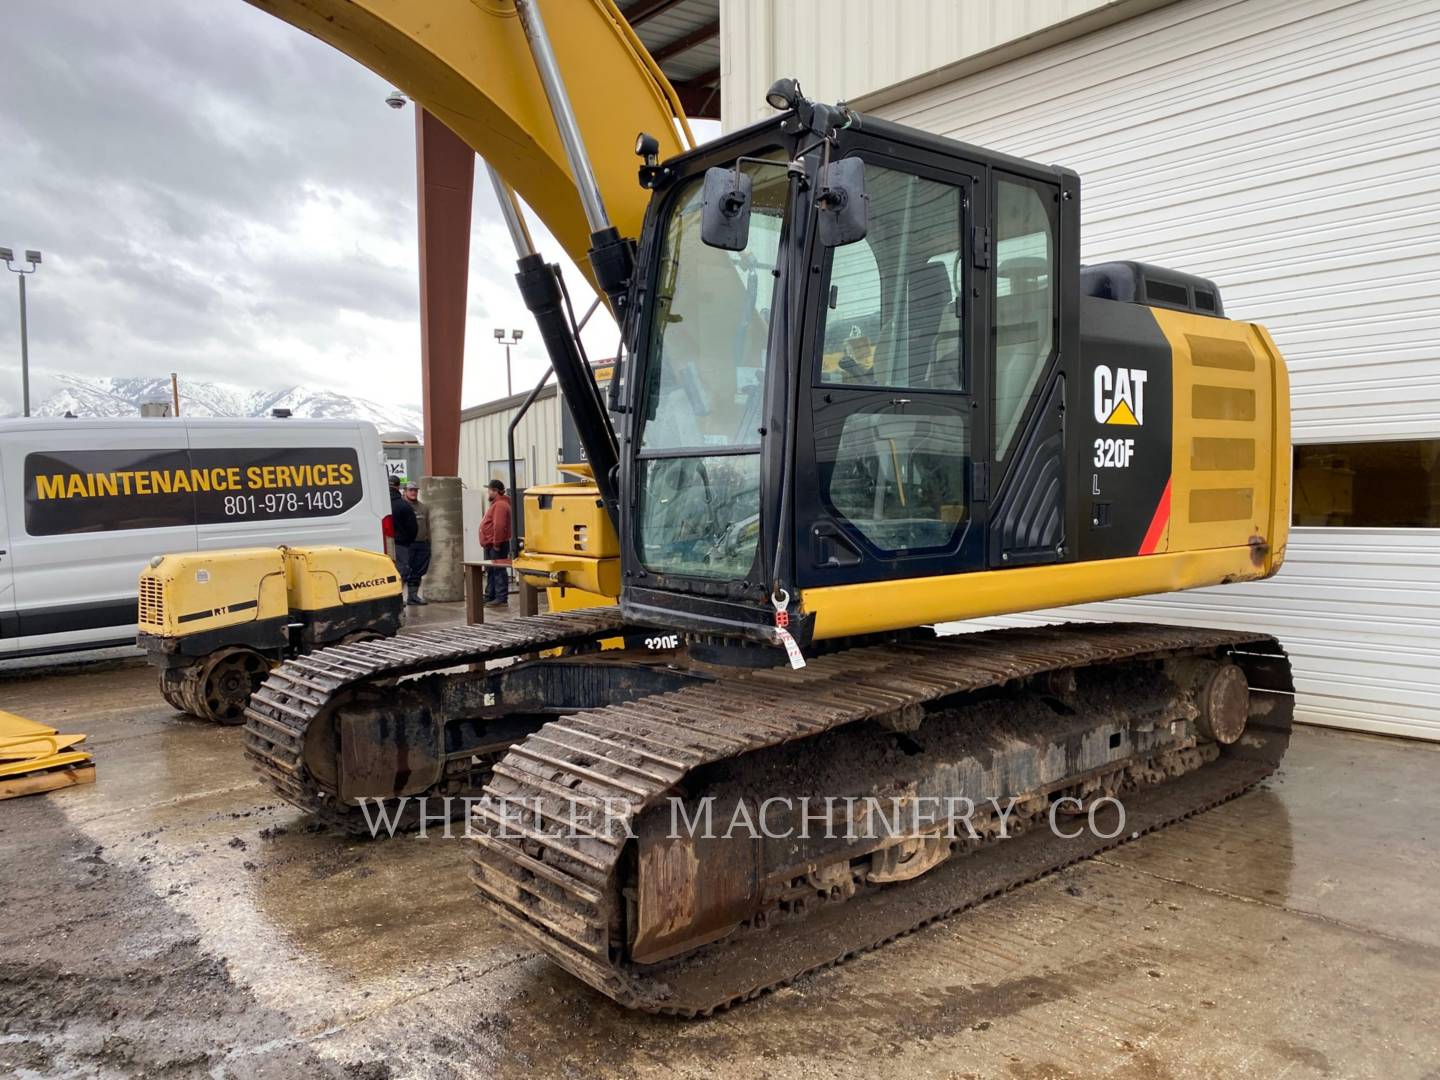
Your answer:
[10,424,198,654]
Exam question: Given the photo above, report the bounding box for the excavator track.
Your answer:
[241,608,628,832]
[470,622,1293,1015]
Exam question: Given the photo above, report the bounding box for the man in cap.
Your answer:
[388,475,417,586]
[478,479,512,608]
[402,481,430,605]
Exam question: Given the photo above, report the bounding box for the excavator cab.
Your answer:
[614,102,1075,645]
[607,89,1286,653]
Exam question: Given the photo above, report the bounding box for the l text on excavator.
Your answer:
[240,0,1294,1015]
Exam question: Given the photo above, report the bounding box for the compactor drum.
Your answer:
[140,546,403,723]
[235,25,1293,1013]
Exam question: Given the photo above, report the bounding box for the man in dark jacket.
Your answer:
[388,476,418,584]
[402,481,430,605]
[478,479,512,607]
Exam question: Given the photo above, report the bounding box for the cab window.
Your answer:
[993,174,1058,462]
[635,155,788,580]
[638,159,786,452]
[819,168,965,391]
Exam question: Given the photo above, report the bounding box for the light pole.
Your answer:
[494,327,523,397]
[1,247,40,417]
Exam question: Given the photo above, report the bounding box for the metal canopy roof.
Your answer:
[618,0,720,119]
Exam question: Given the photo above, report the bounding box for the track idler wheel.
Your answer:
[188,647,271,724]
[1170,658,1250,744]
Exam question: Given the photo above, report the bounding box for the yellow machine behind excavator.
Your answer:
[139,546,403,723]
[233,0,1297,1016]
[515,470,620,605]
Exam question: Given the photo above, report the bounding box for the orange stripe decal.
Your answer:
[1138,477,1172,555]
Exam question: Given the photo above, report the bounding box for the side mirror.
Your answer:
[701,167,752,251]
[816,157,868,247]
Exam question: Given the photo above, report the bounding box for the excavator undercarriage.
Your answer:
[246,611,1292,1014]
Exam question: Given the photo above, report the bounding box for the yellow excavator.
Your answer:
[241,0,1294,1015]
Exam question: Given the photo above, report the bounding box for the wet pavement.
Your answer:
[2,604,1438,1078]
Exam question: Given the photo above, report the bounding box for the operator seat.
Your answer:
[905,263,954,389]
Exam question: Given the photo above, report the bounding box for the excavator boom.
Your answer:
[245,0,693,284]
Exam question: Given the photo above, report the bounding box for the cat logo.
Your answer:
[1094,365,1148,426]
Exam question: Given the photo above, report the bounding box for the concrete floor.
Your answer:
[2,605,1438,1079]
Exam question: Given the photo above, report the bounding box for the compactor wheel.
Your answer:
[190,647,270,725]
[298,629,388,658]
[339,630,386,646]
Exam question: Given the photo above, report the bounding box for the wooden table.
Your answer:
[463,560,540,624]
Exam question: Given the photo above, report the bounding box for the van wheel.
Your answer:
[188,647,270,725]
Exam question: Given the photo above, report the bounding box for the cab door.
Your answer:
[984,170,1067,567]
[795,153,989,587]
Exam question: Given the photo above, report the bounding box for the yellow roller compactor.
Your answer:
[238,0,1294,1014]
[139,546,403,723]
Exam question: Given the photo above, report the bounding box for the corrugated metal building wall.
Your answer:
[719,0,1173,132]
[458,388,565,564]
[724,0,1440,739]
[458,385,565,495]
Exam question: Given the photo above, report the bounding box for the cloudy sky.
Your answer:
[0,1,714,415]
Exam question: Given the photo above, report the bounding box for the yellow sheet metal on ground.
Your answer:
[0,710,95,799]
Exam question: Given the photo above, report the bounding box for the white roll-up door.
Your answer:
[872,0,1440,739]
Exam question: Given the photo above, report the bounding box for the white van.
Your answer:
[0,417,391,658]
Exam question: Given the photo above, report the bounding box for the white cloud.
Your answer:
[0,4,726,421]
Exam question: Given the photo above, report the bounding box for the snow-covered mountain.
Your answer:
[0,373,422,434]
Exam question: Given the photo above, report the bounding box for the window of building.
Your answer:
[488,459,527,492]
[1293,439,1440,527]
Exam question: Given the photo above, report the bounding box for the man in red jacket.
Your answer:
[479,479,513,607]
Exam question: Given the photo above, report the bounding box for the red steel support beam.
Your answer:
[672,68,721,119]
[416,107,474,476]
